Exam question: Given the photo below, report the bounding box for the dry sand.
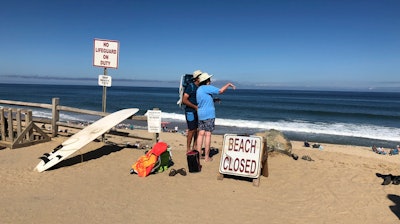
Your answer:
[1,128,399,224]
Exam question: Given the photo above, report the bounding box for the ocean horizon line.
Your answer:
[1,78,400,92]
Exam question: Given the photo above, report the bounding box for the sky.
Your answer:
[1,0,399,91]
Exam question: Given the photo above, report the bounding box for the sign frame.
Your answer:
[93,39,119,69]
[219,134,264,179]
[98,75,112,87]
[146,110,162,133]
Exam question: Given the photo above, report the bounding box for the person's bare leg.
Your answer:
[204,131,212,161]
[192,128,198,151]
[196,130,205,161]
[186,129,195,152]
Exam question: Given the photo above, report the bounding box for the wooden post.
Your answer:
[0,108,5,140]
[16,109,22,137]
[26,110,33,140]
[261,137,269,177]
[153,108,159,144]
[7,108,13,142]
[52,98,60,137]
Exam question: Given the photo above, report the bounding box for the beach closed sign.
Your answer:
[219,134,263,178]
[93,39,119,69]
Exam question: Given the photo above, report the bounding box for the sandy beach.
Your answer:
[1,128,399,224]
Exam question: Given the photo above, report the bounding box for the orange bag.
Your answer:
[131,142,168,177]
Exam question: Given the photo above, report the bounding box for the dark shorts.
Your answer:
[198,118,215,132]
[185,111,198,130]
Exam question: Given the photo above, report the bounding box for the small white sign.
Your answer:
[147,110,162,133]
[98,75,112,87]
[219,134,263,178]
[93,39,119,69]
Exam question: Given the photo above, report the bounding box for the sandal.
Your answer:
[382,175,392,185]
[176,168,187,176]
[168,169,177,176]
[210,147,219,157]
[301,155,314,161]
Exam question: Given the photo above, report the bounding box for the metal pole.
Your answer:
[102,68,108,113]
[101,68,107,142]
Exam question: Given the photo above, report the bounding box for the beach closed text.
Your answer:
[219,135,262,178]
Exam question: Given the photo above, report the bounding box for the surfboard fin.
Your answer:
[39,156,50,164]
[52,144,63,153]
[43,153,50,157]
[56,155,63,160]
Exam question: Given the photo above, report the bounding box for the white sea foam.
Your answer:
[161,112,400,142]
[30,110,400,142]
[32,110,98,123]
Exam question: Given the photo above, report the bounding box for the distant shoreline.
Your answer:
[2,81,400,93]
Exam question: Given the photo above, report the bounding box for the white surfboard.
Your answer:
[176,74,193,108]
[35,108,139,172]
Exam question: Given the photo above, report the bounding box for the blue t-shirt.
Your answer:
[184,82,198,112]
[196,85,220,120]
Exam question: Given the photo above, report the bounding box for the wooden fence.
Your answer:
[0,98,147,148]
[0,107,51,149]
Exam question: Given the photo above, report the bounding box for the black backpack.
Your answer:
[186,150,201,173]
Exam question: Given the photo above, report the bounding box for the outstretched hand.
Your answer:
[220,82,236,94]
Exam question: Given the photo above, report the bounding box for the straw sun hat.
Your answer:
[199,72,213,83]
[192,70,202,79]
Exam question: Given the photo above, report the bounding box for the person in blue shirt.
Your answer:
[389,145,399,155]
[196,72,236,162]
[182,70,202,152]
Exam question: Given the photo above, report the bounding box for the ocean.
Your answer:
[0,83,399,148]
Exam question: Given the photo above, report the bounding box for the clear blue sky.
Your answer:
[1,0,399,91]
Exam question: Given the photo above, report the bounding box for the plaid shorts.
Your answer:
[198,118,215,132]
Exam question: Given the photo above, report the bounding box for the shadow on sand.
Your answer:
[48,143,125,171]
[377,173,400,219]
[388,194,400,220]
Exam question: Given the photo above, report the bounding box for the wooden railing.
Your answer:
[0,108,51,149]
[0,98,146,138]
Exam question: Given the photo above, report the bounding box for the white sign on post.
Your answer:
[219,134,263,179]
[147,110,162,133]
[98,75,112,87]
[93,39,119,69]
